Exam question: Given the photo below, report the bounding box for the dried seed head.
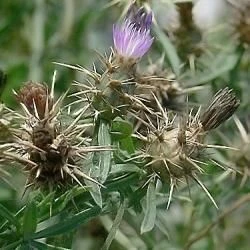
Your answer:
[135,56,183,110]
[200,87,240,131]
[16,81,52,119]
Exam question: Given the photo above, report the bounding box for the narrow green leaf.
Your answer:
[101,200,126,250]
[154,25,181,76]
[85,179,103,208]
[31,206,101,239]
[30,240,70,250]
[110,163,143,175]
[37,192,55,209]
[84,154,102,207]
[98,120,112,183]
[1,239,22,250]
[22,201,37,240]
[140,182,156,234]
[0,206,26,232]
[0,203,21,231]
[59,187,88,211]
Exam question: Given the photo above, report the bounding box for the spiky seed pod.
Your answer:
[228,0,250,44]
[146,110,204,180]
[1,78,108,190]
[144,88,239,207]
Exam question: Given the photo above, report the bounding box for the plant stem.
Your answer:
[184,193,250,250]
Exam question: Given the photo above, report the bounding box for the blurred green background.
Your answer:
[1,0,250,249]
[0,0,116,107]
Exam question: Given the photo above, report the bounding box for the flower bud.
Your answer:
[17,81,52,119]
[113,4,154,65]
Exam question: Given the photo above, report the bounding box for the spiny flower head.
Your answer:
[113,4,154,64]
[1,74,107,191]
[143,88,239,208]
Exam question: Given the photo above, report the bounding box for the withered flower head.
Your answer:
[200,87,240,131]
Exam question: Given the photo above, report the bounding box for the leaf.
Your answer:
[31,206,101,239]
[22,201,37,240]
[129,186,147,214]
[98,120,112,183]
[1,239,22,250]
[101,200,126,250]
[85,179,103,208]
[18,243,30,250]
[57,187,88,212]
[110,163,143,175]
[120,137,135,154]
[140,182,156,234]
[30,240,71,250]
[154,25,181,77]
[110,117,133,140]
[0,203,21,231]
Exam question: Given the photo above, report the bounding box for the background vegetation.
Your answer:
[1,0,250,249]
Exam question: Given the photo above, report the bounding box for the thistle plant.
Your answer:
[140,87,239,208]
[1,1,250,250]
[1,76,108,191]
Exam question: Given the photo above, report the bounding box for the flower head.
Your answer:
[113,4,154,62]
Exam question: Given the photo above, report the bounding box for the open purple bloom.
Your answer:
[113,5,154,61]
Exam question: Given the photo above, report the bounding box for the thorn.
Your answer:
[167,178,174,209]
[35,168,42,178]
[234,116,249,143]
[72,167,105,188]
[192,175,219,209]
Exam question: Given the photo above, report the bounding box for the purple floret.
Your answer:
[113,6,154,60]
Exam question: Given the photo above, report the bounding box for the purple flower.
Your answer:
[113,5,154,61]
